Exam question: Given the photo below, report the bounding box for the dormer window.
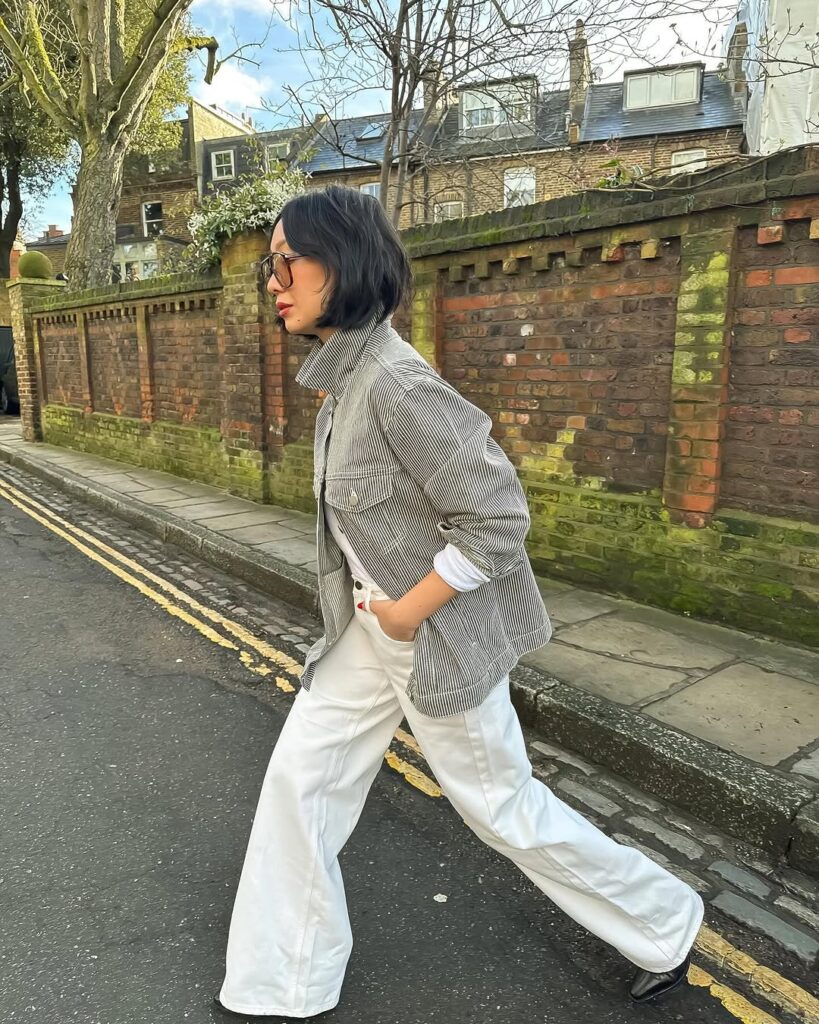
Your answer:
[356,122,386,142]
[624,65,702,110]
[462,81,533,130]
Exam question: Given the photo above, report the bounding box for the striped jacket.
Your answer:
[296,315,552,717]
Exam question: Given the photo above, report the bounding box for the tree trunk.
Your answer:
[0,158,23,280]
[65,135,128,288]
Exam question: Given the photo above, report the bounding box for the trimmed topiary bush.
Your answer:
[19,251,54,279]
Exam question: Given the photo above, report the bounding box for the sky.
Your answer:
[24,0,736,240]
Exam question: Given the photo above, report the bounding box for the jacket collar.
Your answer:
[296,315,390,398]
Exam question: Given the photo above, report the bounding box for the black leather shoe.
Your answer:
[629,953,691,1003]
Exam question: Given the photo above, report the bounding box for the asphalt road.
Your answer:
[0,491,753,1024]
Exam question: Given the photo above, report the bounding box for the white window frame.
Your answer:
[266,142,289,168]
[504,166,536,208]
[433,200,464,222]
[141,201,163,237]
[359,182,381,199]
[462,82,532,130]
[670,148,708,172]
[624,66,701,110]
[212,149,236,180]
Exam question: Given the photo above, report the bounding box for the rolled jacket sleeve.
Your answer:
[384,373,531,579]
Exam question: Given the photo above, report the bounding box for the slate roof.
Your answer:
[429,88,570,159]
[199,67,745,184]
[580,70,745,143]
[300,110,426,173]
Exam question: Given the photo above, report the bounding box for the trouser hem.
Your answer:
[217,992,341,1018]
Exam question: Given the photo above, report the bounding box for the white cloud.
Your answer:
[193,62,274,115]
[191,0,291,22]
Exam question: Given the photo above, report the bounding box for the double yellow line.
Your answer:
[1,473,817,1024]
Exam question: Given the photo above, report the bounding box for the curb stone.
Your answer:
[1,442,817,882]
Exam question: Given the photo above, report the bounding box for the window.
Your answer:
[266,142,289,168]
[462,82,532,130]
[504,167,536,208]
[355,122,386,141]
[624,66,701,110]
[359,182,381,199]
[433,200,464,222]
[671,148,708,173]
[141,201,163,237]
[212,149,235,180]
[141,261,158,279]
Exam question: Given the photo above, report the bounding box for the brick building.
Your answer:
[26,100,250,282]
[200,28,745,228]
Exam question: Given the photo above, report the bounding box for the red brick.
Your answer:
[745,270,772,287]
[757,224,784,245]
[664,492,716,513]
[781,199,819,220]
[778,409,803,425]
[774,266,819,285]
[784,328,811,344]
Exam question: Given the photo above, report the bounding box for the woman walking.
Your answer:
[214,185,703,1019]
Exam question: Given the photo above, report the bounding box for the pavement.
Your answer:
[1,418,818,884]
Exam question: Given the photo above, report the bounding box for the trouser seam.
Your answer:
[290,671,394,1013]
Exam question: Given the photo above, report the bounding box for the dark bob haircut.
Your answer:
[272,185,413,330]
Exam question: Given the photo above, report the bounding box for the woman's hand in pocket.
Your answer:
[364,599,418,642]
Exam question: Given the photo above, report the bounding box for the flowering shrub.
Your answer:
[178,166,307,272]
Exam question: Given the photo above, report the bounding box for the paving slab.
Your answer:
[613,604,819,686]
[221,523,302,545]
[535,577,575,599]
[172,500,260,521]
[154,493,231,509]
[645,663,819,766]
[792,747,819,783]
[555,615,730,670]
[257,538,320,565]
[542,590,621,625]
[135,487,190,504]
[522,643,687,705]
[202,510,294,531]
[81,475,150,494]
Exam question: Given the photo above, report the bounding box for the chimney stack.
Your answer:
[568,19,591,142]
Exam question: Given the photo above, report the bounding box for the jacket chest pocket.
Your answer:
[324,472,394,512]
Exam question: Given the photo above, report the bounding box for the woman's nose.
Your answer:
[266,274,280,296]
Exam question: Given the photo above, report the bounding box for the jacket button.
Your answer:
[349,491,359,507]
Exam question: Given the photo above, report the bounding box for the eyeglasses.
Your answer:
[260,251,308,288]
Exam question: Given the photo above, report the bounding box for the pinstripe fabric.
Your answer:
[296,315,552,717]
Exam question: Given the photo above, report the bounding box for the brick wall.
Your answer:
[151,299,221,426]
[40,314,84,407]
[441,241,680,490]
[725,221,819,519]
[87,309,141,417]
[18,147,819,646]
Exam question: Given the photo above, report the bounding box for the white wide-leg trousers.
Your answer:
[218,581,704,1017]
